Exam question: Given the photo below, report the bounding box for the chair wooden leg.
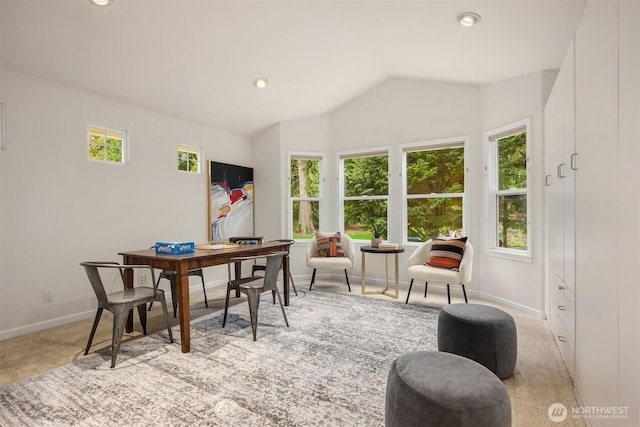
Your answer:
[344,270,351,292]
[405,279,414,304]
[309,269,317,290]
[84,308,103,355]
[447,284,451,304]
[462,284,468,303]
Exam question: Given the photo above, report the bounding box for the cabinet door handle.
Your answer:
[557,163,566,178]
[570,153,578,170]
[545,175,552,186]
[557,305,567,311]
[557,335,568,343]
[558,284,565,290]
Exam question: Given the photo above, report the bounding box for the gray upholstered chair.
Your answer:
[406,239,473,304]
[81,261,174,368]
[306,233,354,292]
[223,252,289,341]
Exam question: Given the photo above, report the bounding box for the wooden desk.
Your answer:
[119,241,291,353]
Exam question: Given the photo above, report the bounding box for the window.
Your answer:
[289,153,323,240]
[402,138,467,243]
[339,149,389,240]
[87,124,126,163]
[178,144,201,173]
[487,119,530,255]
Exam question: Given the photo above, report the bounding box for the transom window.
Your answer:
[178,144,201,173]
[339,149,389,240]
[87,124,126,164]
[487,119,530,254]
[289,153,323,240]
[402,138,466,243]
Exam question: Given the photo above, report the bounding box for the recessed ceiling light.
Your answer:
[89,0,113,6]
[253,77,268,89]
[457,12,481,27]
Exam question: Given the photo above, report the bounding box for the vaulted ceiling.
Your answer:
[1,0,586,137]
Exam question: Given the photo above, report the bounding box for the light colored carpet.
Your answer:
[0,279,584,426]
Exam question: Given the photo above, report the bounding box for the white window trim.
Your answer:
[177,143,202,174]
[87,122,128,165]
[337,146,391,242]
[287,151,325,241]
[400,136,470,246]
[485,118,532,261]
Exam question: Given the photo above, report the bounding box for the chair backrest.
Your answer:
[306,233,355,263]
[262,252,286,292]
[408,239,474,283]
[81,261,120,309]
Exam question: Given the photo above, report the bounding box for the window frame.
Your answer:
[177,143,202,174]
[87,123,128,165]
[338,146,390,242]
[400,136,469,245]
[485,118,532,261]
[287,151,325,241]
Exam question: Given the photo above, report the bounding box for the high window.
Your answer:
[289,153,323,240]
[87,124,126,164]
[339,149,389,240]
[402,137,467,243]
[178,144,201,173]
[486,119,530,255]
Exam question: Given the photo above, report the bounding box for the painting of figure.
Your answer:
[209,161,254,241]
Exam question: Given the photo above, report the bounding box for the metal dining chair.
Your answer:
[251,239,298,297]
[81,262,174,368]
[223,252,289,341]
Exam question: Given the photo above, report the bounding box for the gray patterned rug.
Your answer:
[0,290,440,426]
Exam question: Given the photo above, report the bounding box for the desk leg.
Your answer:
[283,254,290,306]
[176,265,190,353]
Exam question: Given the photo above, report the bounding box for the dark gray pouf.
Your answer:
[438,303,517,379]
[385,351,511,427]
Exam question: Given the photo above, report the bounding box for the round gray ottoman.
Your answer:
[438,303,517,379]
[385,351,511,427]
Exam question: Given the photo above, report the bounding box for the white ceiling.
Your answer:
[1,0,586,137]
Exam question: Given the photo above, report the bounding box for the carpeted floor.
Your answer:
[0,278,585,426]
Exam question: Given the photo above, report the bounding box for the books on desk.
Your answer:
[195,243,238,250]
[378,243,400,250]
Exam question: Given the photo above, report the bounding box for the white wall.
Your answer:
[479,71,556,314]
[0,68,251,338]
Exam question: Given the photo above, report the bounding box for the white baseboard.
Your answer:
[0,281,228,341]
[0,276,546,340]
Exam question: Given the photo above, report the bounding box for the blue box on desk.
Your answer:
[154,241,195,255]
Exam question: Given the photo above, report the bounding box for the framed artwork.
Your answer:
[208,161,254,241]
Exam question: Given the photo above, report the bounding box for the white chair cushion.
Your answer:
[307,256,353,270]
[408,264,462,284]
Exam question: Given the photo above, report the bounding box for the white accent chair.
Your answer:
[306,233,355,292]
[406,239,474,304]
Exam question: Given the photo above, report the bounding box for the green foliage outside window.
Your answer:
[343,155,389,239]
[406,147,464,241]
[291,159,320,239]
[496,132,527,250]
[88,126,124,163]
[178,145,200,173]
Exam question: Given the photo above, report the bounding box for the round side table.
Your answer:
[360,245,405,298]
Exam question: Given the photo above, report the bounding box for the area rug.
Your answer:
[0,290,440,426]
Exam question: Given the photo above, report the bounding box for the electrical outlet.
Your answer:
[139,272,149,285]
[43,289,54,304]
